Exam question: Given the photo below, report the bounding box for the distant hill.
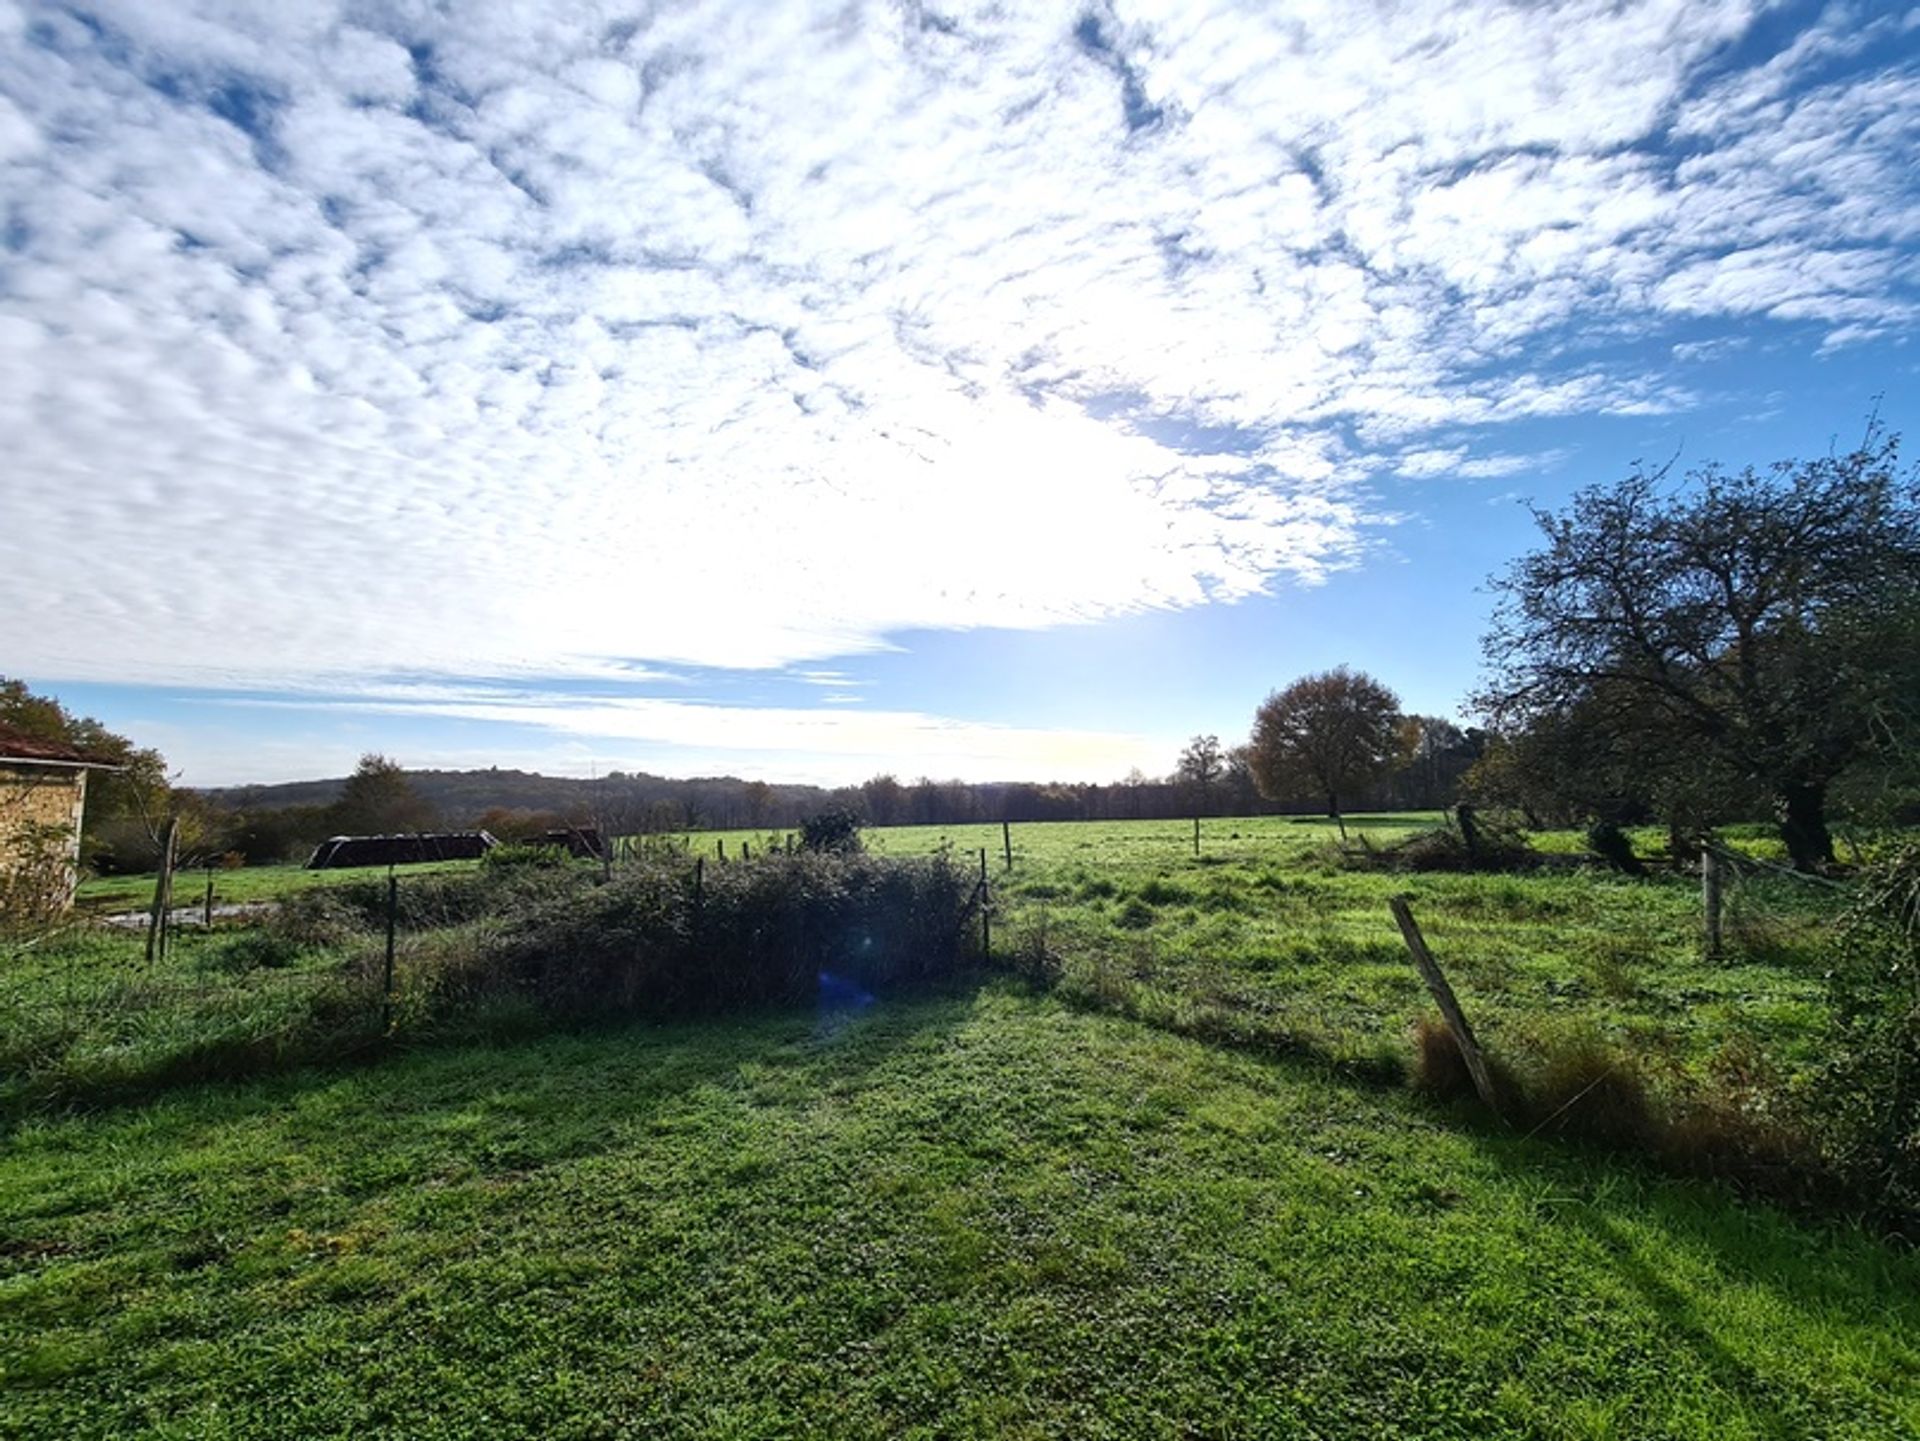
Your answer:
[199,767,840,831]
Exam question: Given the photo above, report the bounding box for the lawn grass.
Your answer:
[835,815,1840,1093]
[3,988,1914,1440]
[73,857,484,916]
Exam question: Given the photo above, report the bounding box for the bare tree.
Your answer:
[860,774,904,827]
[1249,668,1403,840]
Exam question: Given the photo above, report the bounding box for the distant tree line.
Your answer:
[188,724,1490,868]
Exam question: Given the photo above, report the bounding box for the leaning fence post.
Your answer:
[381,869,398,1033]
[203,865,215,929]
[1389,895,1500,1115]
[1702,846,1724,960]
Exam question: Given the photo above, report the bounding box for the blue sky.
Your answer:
[3,0,1917,787]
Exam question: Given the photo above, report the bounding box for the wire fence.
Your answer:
[0,848,995,1105]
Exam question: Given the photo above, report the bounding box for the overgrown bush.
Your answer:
[444,850,978,1019]
[1817,841,1920,1228]
[799,807,864,854]
[481,842,571,871]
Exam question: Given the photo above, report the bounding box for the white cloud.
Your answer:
[203,685,1167,786]
[0,0,1914,709]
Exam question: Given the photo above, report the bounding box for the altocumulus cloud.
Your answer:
[1,0,1917,705]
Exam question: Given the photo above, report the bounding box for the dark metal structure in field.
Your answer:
[304,831,497,870]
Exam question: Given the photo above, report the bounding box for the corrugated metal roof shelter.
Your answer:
[0,721,120,917]
[304,832,499,870]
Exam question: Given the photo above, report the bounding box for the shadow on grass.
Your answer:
[0,973,989,1133]
[1447,1120,1920,1437]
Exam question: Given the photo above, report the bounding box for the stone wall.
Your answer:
[0,763,88,916]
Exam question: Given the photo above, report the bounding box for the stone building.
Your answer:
[0,721,115,918]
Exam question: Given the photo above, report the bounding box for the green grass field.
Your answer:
[73,856,483,915]
[4,813,1894,1438]
[668,814,1835,1088]
[5,990,1916,1440]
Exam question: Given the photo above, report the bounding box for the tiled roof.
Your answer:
[0,721,112,767]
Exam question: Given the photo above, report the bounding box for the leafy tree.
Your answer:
[1248,668,1403,839]
[1175,734,1225,810]
[799,806,863,854]
[329,753,435,835]
[1476,427,1920,870]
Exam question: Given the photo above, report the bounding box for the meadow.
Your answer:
[4,813,1902,1439]
[668,814,1836,1093]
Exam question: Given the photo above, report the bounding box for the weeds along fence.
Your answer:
[0,848,989,1111]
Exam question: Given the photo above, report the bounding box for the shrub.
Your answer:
[460,850,977,1019]
[799,808,863,854]
[1816,841,1920,1227]
[482,841,571,871]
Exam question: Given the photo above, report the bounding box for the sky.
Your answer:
[2,0,1917,788]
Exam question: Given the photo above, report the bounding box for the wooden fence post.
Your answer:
[1388,895,1501,1115]
[979,848,990,960]
[144,816,179,966]
[203,866,214,929]
[1002,819,1013,871]
[1702,847,1724,961]
[381,869,398,1034]
[1193,816,1200,857]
